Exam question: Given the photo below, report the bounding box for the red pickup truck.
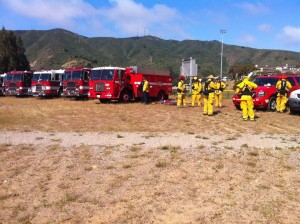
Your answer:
[232,75,300,111]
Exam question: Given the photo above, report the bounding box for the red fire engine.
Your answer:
[89,66,172,103]
[4,71,33,96]
[0,74,5,96]
[31,69,64,97]
[61,67,91,98]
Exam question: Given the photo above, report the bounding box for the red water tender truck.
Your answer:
[88,66,172,103]
[4,71,33,96]
[61,67,91,98]
[31,69,64,97]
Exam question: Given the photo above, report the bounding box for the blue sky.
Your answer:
[1,0,300,52]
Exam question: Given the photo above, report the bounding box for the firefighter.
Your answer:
[191,76,202,107]
[203,75,216,115]
[275,74,292,112]
[214,76,227,108]
[177,75,186,108]
[199,79,203,106]
[142,76,150,104]
[235,76,258,121]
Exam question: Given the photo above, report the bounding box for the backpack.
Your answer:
[203,81,211,95]
[279,80,288,94]
[138,80,144,91]
[281,80,286,90]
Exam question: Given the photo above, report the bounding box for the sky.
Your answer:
[0,0,300,52]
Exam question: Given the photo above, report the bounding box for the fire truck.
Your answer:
[61,67,91,98]
[4,71,33,96]
[0,74,6,96]
[31,69,64,97]
[88,66,172,103]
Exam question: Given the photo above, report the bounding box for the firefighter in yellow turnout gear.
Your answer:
[191,77,202,107]
[276,74,292,112]
[214,77,227,108]
[235,77,258,121]
[203,75,216,115]
[177,76,186,108]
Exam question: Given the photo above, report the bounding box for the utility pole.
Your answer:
[220,29,226,80]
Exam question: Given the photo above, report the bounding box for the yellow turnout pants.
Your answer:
[215,92,223,107]
[177,93,186,107]
[191,93,201,106]
[276,94,288,112]
[240,95,254,120]
[203,93,214,115]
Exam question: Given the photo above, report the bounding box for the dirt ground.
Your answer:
[0,97,299,224]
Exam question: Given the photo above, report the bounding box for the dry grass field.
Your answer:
[0,96,299,224]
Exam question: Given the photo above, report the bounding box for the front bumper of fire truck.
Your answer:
[62,87,88,97]
[31,86,54,97]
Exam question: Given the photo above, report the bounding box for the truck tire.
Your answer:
[289,108,297,114]
[120,90,132,103]
[156,90,166,101]
[267,96,276,112]
[235,105,241,110]
[99,99,110,104]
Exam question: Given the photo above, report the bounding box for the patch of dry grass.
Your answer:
[1,97,299,134]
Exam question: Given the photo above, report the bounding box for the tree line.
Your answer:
[0,27,30,74]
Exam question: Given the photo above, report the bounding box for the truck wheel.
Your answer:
[120,91,132,103]
[267,96,276,112]
[99,99,110,104]
[156,91,166,101]
[235,105,241,110]
[290,108,297,114]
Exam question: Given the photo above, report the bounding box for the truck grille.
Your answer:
[8,83,16,90]
[95,82,105,92]
[36,84,42,91]
[67,81,76,90]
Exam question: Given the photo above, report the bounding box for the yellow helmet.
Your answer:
[193,77,198,80]
[207,75,214,79]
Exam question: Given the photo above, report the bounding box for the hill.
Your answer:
[14,28,300,78]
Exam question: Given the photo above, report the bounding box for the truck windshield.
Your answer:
[13,74,23,81]
[91,69,114,80]
[40,73,51,81]
[6,74,13,81]
[253,77,278,86]
[33,73,51,81]
[63,71,82,80]
[32,73,40,81]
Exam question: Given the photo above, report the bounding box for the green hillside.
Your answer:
[14,28,300,79]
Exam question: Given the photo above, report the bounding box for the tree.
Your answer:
[0,27,30,73]
[229,64,256,80]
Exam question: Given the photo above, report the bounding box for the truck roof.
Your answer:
[129,66,170,76]
[6,71,32,74]
[92,67,125,70]
[64,67,90,72]
[34,69,64,74]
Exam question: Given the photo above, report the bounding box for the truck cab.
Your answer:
[62,67,91,98]
[4,71,33,96]
[89,67,129,103]
[31,69,64,97]
[0,74,6,96]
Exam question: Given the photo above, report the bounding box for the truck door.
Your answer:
[114,70,125,97]
[287,77,297,94]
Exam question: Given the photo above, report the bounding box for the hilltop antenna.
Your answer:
[136,25,139,37]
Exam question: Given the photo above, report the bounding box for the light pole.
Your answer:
[220,29,226,80]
